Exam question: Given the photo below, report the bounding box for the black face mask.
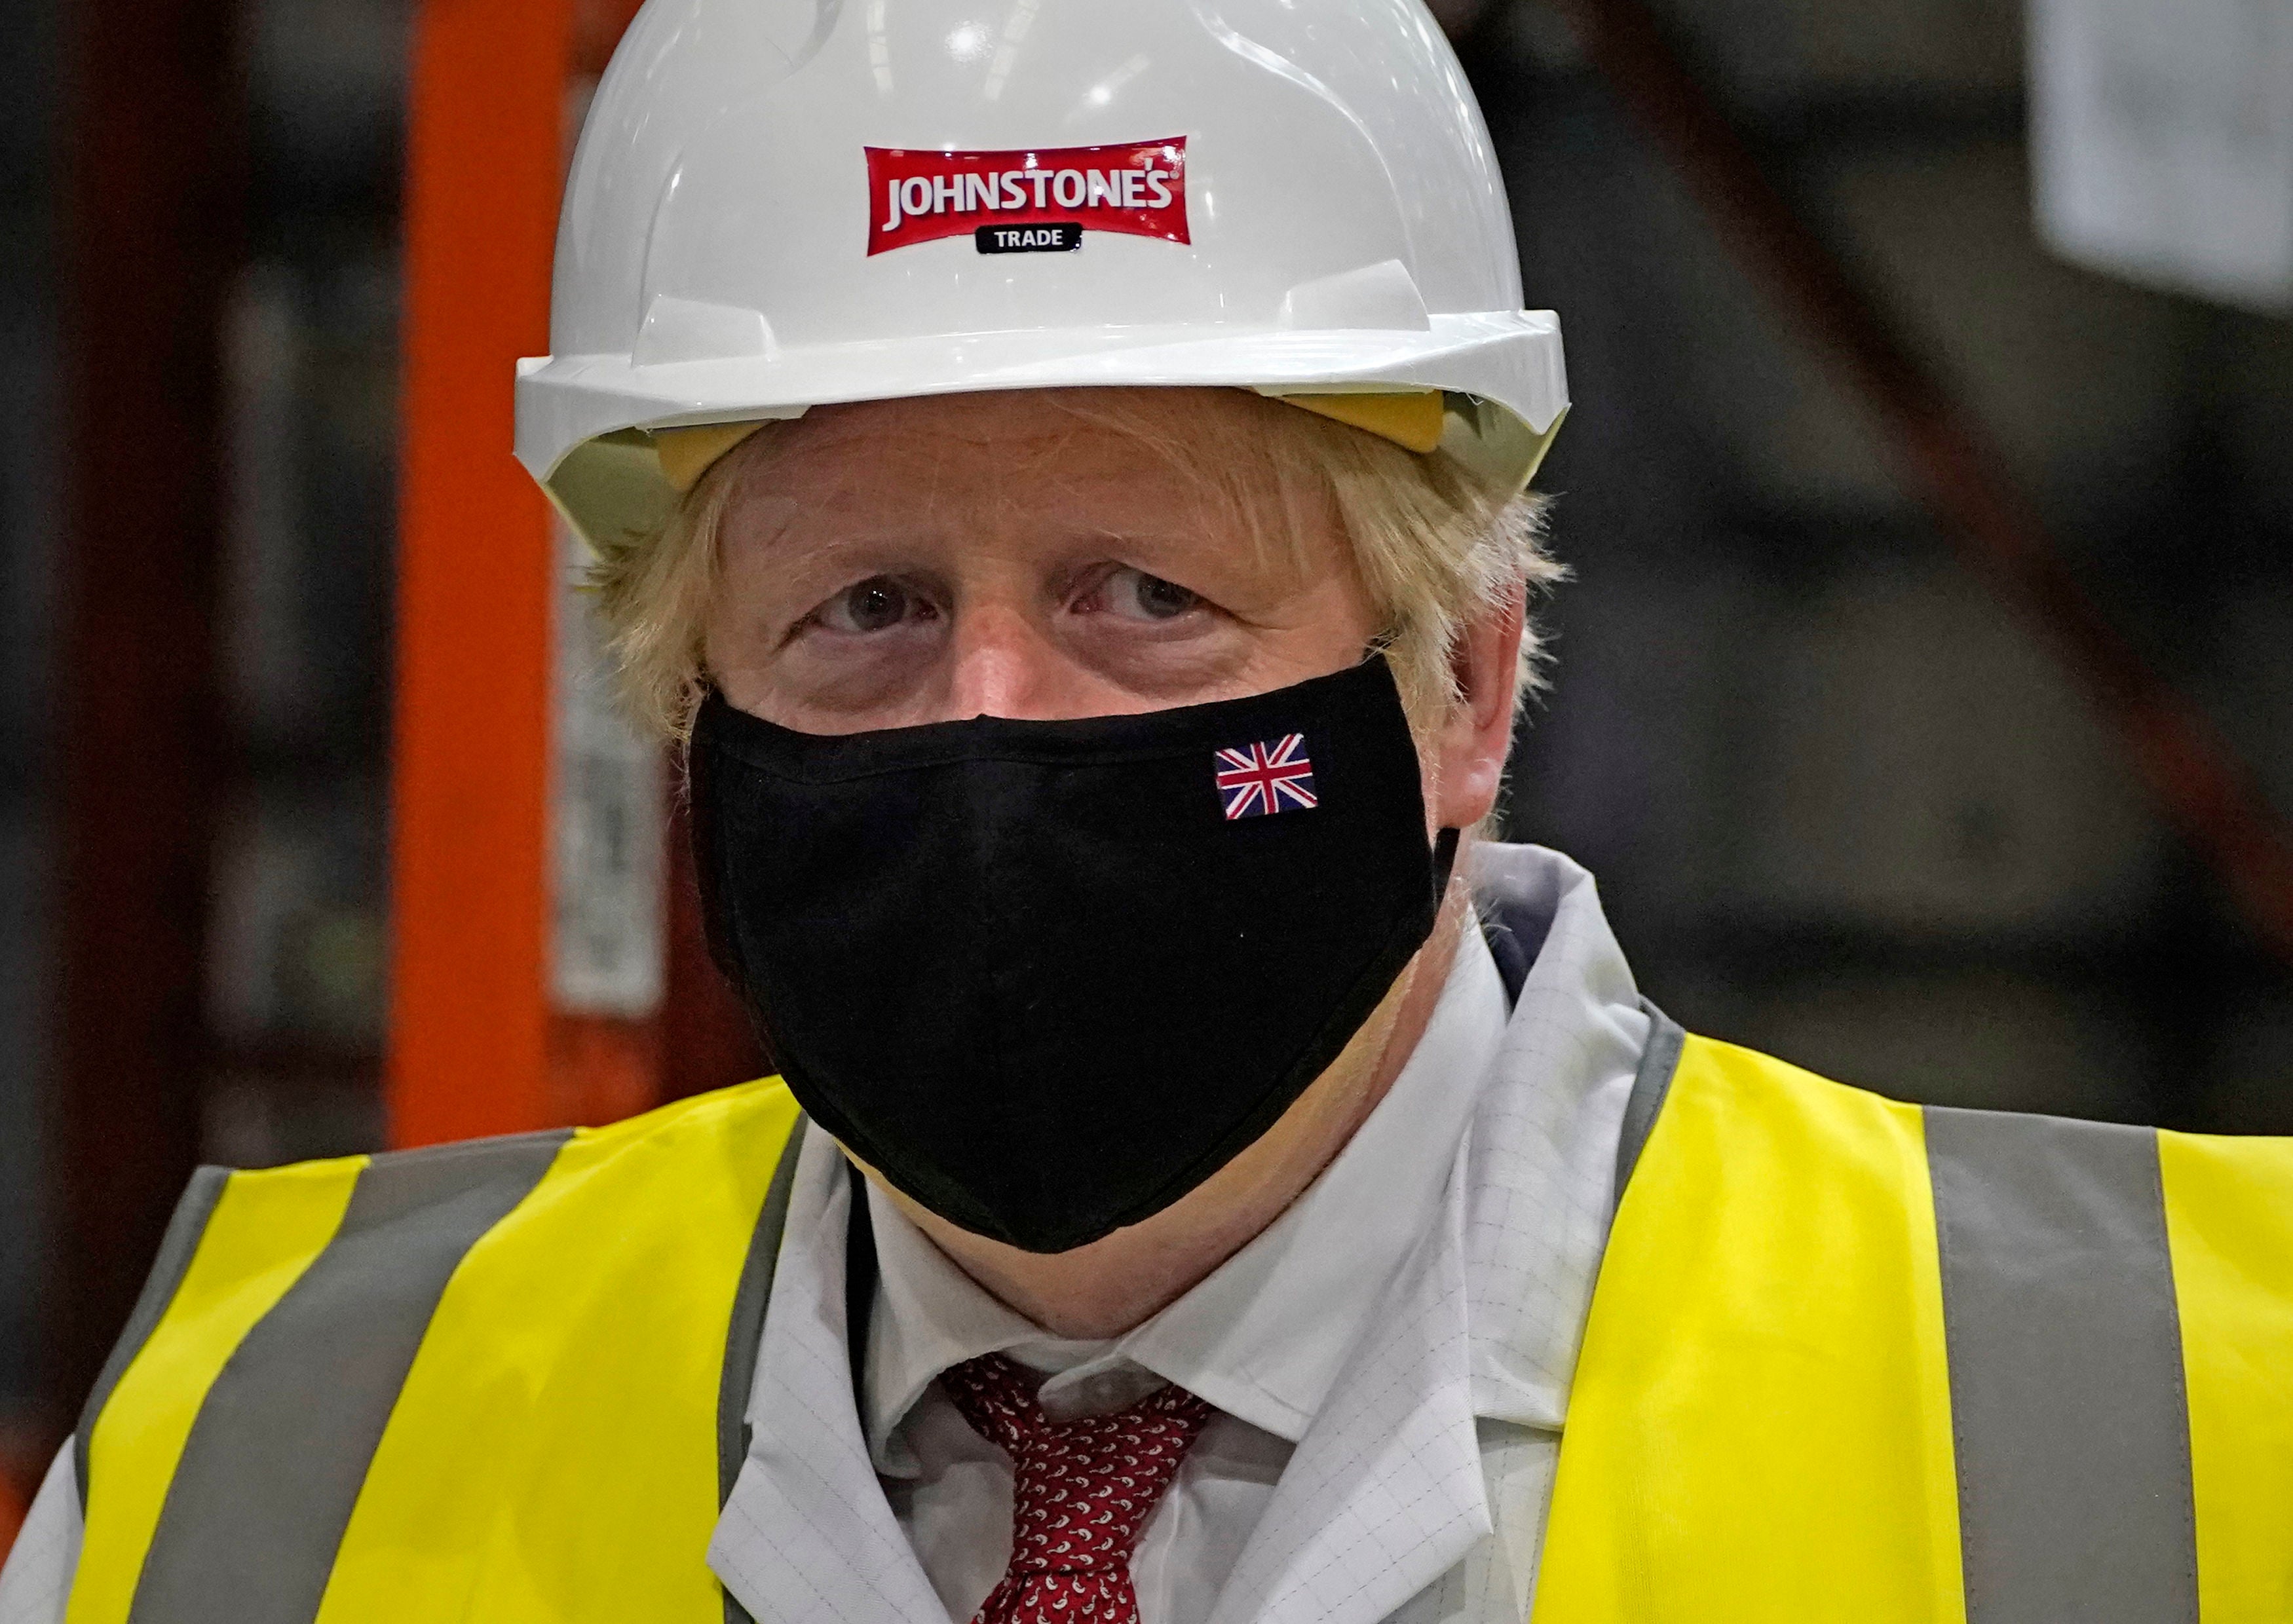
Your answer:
[688,656,1458,1253]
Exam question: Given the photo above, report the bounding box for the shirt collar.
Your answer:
[1462,841,1651,1427]
[860,920,1511,1465]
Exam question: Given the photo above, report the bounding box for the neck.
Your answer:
[870,882,1473,1340]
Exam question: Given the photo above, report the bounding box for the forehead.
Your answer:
[713,387,1345,591]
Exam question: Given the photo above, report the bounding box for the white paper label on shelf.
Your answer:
[550,518,666,1019]
[2030,0,2293,312]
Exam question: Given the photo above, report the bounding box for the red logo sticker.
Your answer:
[865,140,1189,255]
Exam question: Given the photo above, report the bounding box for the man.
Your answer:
[7,0,2290,1621]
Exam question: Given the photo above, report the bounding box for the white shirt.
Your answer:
[0,844,1651,1624]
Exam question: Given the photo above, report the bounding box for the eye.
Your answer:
[814,576,933,633]
[1100,567,1202,623]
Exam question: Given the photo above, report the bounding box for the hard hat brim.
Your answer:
[518,312,1566,556]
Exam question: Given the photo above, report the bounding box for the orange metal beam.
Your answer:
[50,0,237,1437]
[389,0,573,1146]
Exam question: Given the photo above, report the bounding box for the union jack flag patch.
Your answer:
[1215,734,1318,820]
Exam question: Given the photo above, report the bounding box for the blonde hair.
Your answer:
[588,388,1562,756]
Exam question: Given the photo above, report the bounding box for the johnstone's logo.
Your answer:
[865,140,1188,256]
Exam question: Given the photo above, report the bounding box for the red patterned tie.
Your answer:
[939,1353,1215,1624]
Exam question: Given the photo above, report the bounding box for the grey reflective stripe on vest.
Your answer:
[1924,1108,2198,1624]
[126,1131,569,1624]
[717,1115,808,1624]
[77,1165,233,1513]
[1613,998,1684,1203]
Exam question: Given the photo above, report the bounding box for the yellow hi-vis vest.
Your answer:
[64,1019,2293,1624]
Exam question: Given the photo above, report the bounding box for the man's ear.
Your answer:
[1427,584,1525,831]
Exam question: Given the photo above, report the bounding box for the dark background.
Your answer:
[1,0,2287,1536]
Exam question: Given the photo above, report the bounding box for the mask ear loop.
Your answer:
[1357,651,1462,896]
[1431,826,1462,890]
[685,690,748,987]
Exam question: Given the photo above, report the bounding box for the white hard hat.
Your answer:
[517,0,1568,556]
